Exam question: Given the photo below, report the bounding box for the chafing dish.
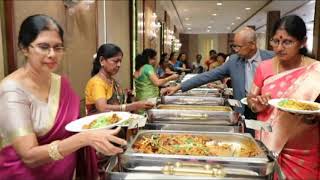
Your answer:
[174,88,222,97]
[105,156,260,179]
[147,105,240,125]
[144,123,239,133]
[157,104,231,111]
[161,96,225,106]
[119,130,275,178]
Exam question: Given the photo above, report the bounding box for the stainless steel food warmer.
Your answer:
[160,96,226,106]
[174,88,222,97]
[144,123,239,133]
[108,130,277,179]
[147,105,241,126]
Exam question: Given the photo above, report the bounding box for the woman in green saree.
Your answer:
[134,49,178,101]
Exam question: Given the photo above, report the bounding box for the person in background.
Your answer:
[156,53,168,77]
[168,52,183,72]
[0,14,126,180]
[85,44,154,115]
[157,54,175,78]
[177,52,191,71]
[134,49,179,101]
[204,49,217,71]
[247,15,320,179]
[192,54,204,74]
[162,27,274,136]
[209,52,226,70]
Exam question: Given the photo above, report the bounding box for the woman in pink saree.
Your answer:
[0,14,126,180]
[248,15,320,179]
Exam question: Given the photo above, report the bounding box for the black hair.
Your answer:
[159,53,168,66]
[134,48,157,71]
[271,14,307,55]
[142,48,157,60]
[169,52,176,61]
[217,52,227,59]
[177,53,187,62]
[18,14,64,49]
[91,43,123,76]
[209,49,217,55]
[135,54,149,71]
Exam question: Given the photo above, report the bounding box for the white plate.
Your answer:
[240,97,248,105]
[268,98,320,114]
[65,112,132,132]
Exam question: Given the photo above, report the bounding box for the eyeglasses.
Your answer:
[29,43,65,55]
[269,39,297,48]
[230,44,243,51]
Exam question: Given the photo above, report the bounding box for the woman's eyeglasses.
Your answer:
[269,39,297,48]
[29,43,65,55]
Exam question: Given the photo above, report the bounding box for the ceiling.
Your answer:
[172,0,315,34]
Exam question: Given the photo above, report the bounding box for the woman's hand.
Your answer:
[247,93,272,112]
[168,74,179,81]
[129,101,155,111]
[160,85,181,96]
[82,127,127,156]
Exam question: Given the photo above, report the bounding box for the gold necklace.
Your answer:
[276,55,304,74]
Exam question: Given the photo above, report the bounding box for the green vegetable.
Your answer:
[91,116,112,128]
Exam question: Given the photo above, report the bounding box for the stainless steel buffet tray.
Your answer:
[160,96,225,106]
[174,88,222,97]
[105,156,263,179]
[144,123,240,133]
[147,105,240,125]
[119,130,274,178]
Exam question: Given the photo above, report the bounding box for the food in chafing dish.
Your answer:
[278,99,320,111]
[157,105,231,112]
[132,134,259,157]
[82,113,121,129]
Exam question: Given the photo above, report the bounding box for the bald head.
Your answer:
[233,27,258,59]
[235,27,257,43]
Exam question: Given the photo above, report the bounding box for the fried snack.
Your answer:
[279,99,319,111]
[82,113,121,129]
[132,134,259,157]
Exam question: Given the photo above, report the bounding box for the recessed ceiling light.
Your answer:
[227,27,231,30]
[231,22,235,25]
[245,7,251,10]
[185,17,190,20]
[216,2,222,6]
[208,26,212,29]
[185,23,191,26]
[207,29,211,32]
[183,9,189,12]
[236,17,241,20]
[212,14,217,16]
[187,27,192,30]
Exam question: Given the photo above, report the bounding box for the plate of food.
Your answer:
[268,98,320,114]
[240,97,248,105]
[65,112,131,132]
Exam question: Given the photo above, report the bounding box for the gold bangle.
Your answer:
[48,140,63,161]
[120,104,126,111]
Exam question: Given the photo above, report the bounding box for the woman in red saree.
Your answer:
[248,15,320,179]
[0,15,126,180]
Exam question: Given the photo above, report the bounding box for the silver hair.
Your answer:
[238,27,257,43]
